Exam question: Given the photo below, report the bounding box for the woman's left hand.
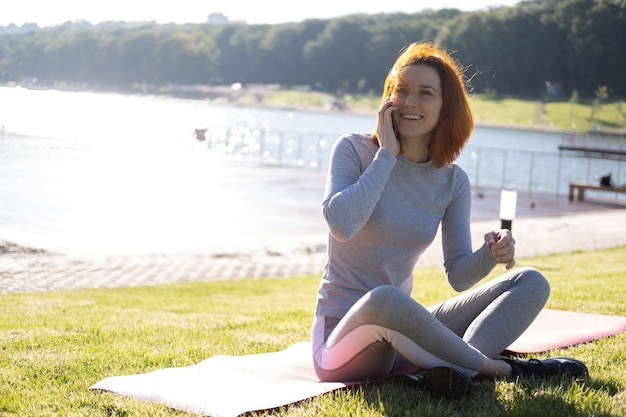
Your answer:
[484,230,516,269]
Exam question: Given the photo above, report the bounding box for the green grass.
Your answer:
[469,95,539,128]
[237,89,329,110]
[263,90,327,109]
[252,90,626,134]
[469,95,626,133]
[1,246,625,416]
[541,99,626,133]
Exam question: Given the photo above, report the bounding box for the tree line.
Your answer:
[0,0,624,99]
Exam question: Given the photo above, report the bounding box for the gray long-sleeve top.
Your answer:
[315,133,497,320]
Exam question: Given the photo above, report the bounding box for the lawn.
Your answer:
[255,89,626,134]
[1,246,625,416]
[469,95,626,133]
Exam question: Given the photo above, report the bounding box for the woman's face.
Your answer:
[391,64,442,142]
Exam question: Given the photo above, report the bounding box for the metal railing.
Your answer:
[457,145,625,201]
[201,128,626,202]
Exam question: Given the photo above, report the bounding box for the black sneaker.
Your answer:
[502,356,588,379]
[402,367,472,398]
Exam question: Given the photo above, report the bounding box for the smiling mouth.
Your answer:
[401,114,423,121]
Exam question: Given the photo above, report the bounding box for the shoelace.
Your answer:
[515,358,554,377]
[525,359,544,368]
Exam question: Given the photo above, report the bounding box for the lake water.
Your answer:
[1,87,624,256]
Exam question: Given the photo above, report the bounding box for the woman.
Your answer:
[311,42,587,394]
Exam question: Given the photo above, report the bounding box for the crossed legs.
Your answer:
[312,267,550,382]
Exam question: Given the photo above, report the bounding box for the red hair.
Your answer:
[373,42,473,168]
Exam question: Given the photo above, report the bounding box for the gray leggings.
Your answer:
[312,267,550,382]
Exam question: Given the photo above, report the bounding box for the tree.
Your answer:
[155,31,218,84]
[257,20,326,86]
[303,17,371,92]
[552,0,626,95]
[118,29,158,85]
[0,1,623,97]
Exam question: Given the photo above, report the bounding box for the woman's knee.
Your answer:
[353,285,433,331]
[513,267,551,301]
[360,285,412,315]
[368,285,408,303]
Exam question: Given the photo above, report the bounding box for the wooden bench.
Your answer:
[569,181,626,202]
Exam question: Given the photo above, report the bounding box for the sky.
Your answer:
[1,0,522,27]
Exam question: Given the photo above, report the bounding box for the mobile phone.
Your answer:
[391,111,398,136]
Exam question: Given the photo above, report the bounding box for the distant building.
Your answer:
[208,13,229,23]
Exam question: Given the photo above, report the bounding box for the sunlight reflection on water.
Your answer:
[1,87,623,256]
[0,87,334,255]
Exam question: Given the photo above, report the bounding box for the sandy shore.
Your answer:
[2,184,625,294]
[3,86,625,294]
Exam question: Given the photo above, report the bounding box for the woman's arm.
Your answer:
[322,136,396,241]
[441,175,497,291]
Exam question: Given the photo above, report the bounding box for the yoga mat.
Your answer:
[91,342,344,417]
[507,308,626,353]
[91,309,626,416]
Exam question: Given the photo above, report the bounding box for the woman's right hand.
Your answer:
[376,97,400,156]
